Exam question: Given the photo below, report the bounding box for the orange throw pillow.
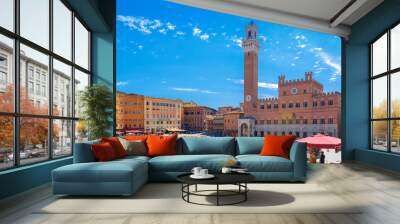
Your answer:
[91,142,117,162]
[146,134,177,157]
[260,135,297,159]
[101,137,126,158]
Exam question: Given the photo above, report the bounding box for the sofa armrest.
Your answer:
[289,141,307,182]
[73,140,100,163]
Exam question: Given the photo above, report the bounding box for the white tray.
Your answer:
[190,174,215,179]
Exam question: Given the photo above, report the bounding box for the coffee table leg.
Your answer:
[216,184,219,206]
[245,183,247,201]
[195,184,198,192]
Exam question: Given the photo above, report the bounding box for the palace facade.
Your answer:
[238,22,341,137]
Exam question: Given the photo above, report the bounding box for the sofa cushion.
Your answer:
[119,138,147,156]
[101,137,127,158]
[149,154,235,172]
[260,135,297,159]
[147,134,177,157]
[91,142,118,162]
[236,155,293,172]
[178,137,235,155]
[236,137,264,155]
[53,158,147,183]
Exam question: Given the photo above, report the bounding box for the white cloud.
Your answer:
[193,27,202,36]
[226,44,231,48]
[310,48,341,81]
[149,19,162,30]
[258,82,278,89]
[295,35,306,40]
[227,78,278,90]
[314,50,341,74]
[200,34,209,41]
[298,44,306,48]
[166,22,175,30]
[294,56,300,60]
[137,45,143,50]
[291,63,296,66]
[117,81,129,86]
[172,88,197,92]
[176,31,185,36]
[171,87,217,94]
[230,35,242,47]
[117,15,177,36]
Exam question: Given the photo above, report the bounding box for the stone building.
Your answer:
[239,22,341,137]
[183,103,216,131]
[116,91,183,134]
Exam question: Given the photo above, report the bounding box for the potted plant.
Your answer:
[79,84,113,140]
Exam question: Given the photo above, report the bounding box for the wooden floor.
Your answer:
[1,162,400,224]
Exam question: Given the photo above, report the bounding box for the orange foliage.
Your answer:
[0,84,60,149]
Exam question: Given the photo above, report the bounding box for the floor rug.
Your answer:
[37,183,361,214]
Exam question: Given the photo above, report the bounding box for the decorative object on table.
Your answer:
[177,173,255,206]
[225,159,238,168]
[221,167,232,173]
[190,167,214,179]
[79,84,113,140]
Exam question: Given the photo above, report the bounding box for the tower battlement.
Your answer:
[278,72,322,87]
[259,97,278,102]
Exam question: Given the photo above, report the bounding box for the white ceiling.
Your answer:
[168,0,384,38]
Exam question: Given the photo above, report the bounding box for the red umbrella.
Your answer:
[297,134,341,149]
[126,130,144,134]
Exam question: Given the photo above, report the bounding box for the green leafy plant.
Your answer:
[79,84,113,140]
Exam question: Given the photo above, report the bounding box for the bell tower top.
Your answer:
[242,21,259,53]
[245,21,258,40]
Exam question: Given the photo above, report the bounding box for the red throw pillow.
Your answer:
[91,142,117,162]
[146,134,177,157]
[101,137,126,158]
[260,135,297,159]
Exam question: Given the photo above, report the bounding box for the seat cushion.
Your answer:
[236,155,293,172]
[236,137,264,155]
[178,137,235,155]
[149,154,235,172]
[53,159,147,183]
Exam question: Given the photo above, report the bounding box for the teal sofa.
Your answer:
[52,137,307,196]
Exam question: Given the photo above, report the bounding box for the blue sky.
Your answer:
[116,0,341,109]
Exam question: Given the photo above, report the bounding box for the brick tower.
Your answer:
[242,21,259,116]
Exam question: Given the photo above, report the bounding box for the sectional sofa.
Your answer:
[52,137,307,196]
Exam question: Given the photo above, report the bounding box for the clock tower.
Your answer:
[242,21,259,115]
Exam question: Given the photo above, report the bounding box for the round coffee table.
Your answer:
[177,173,255,206]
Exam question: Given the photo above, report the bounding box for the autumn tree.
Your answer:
[0,84,59,153]
[372,99,400,144]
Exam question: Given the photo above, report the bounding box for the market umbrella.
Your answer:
[297,133,341,149]
[126,130,144,134]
